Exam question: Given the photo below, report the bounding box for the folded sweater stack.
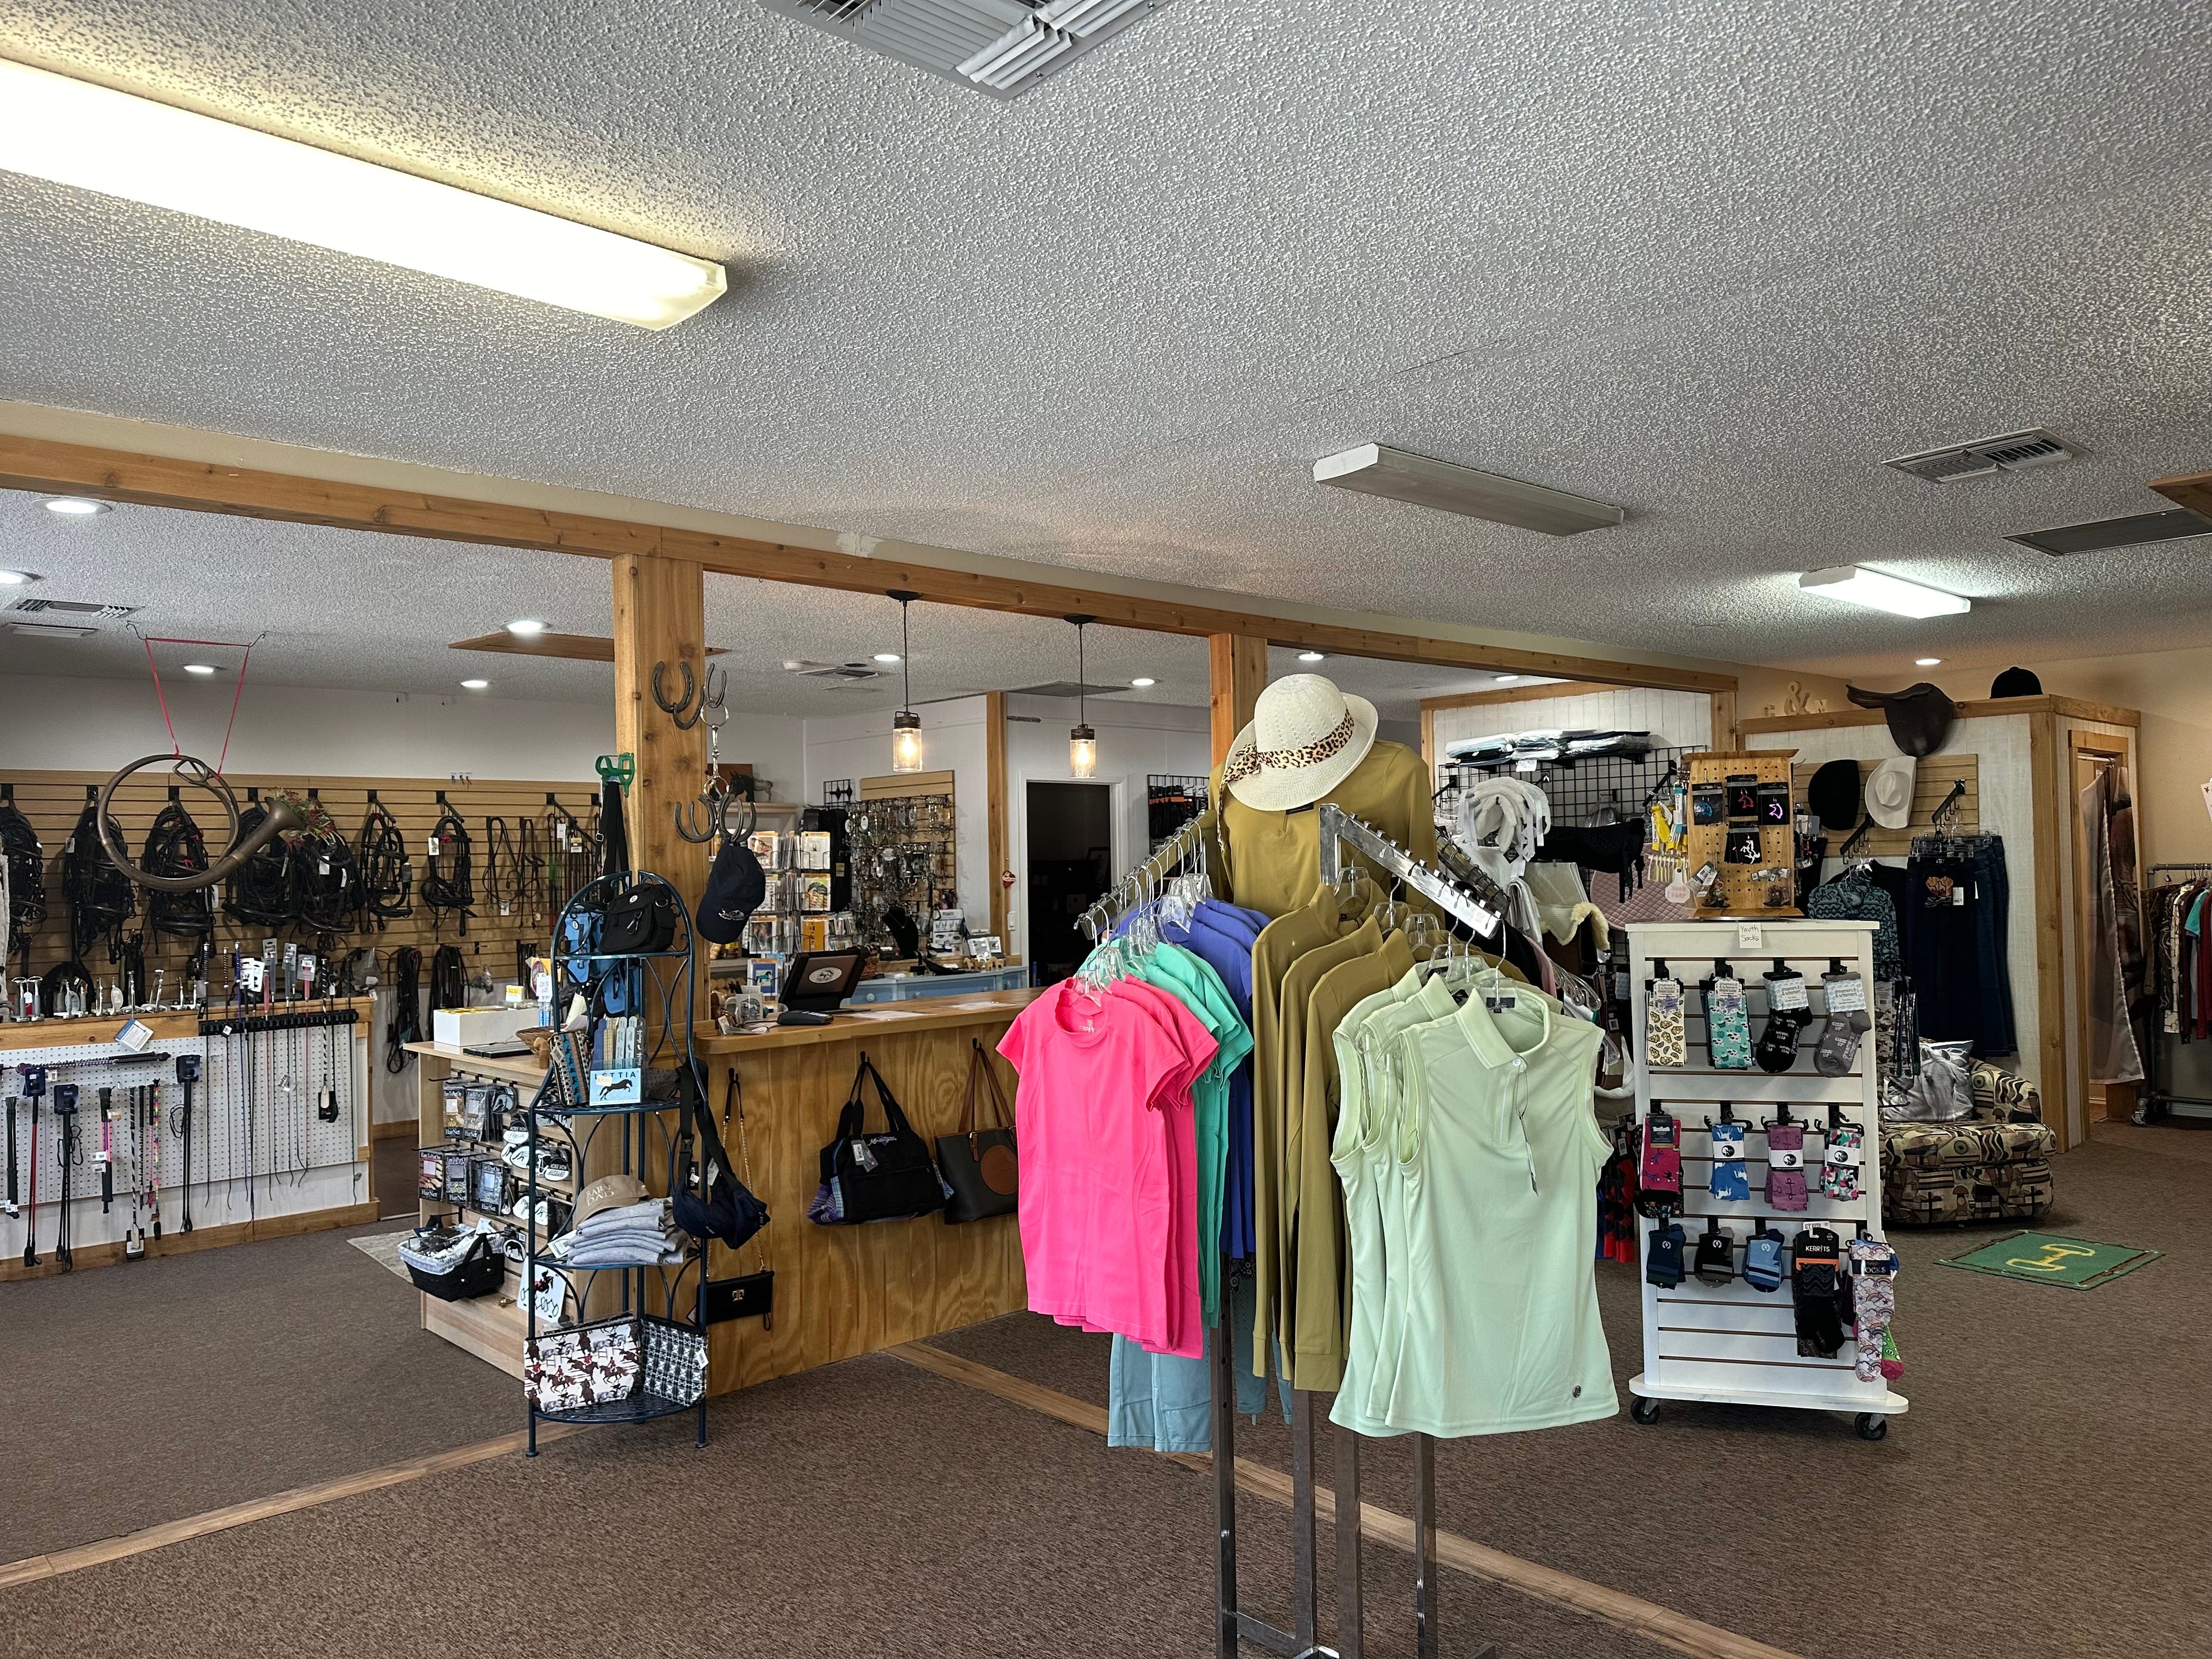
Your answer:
[546,1198,684,1266]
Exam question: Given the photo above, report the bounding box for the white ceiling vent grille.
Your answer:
[6,596,139,619]
[757,0,1172,99]
[1883,429,2082,483]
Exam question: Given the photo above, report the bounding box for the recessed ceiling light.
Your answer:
[0,59,725,328]
[1798,566,1971,619]
[505,619,547,637]
[183,663,217,676]
[44,497,109,516]
[460,679,489,690]
[1494,674,1519,684]
[873,652,902,664]
[1297,651,1325,663]
[1916,657,1942,667]
[1130,677,1156,688]
[0,569,37,585]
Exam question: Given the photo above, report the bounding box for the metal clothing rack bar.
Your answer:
[1205,807,1501,1659]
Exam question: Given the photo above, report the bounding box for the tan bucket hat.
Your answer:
[1222,674,1379,811]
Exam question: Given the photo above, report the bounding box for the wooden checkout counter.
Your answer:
[411,989,1035,1393]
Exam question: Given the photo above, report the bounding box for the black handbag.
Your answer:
[600,884,676,955]
[671,1062,770,1252]
[936,1039,1018,1224]
[809,1053,946,1225]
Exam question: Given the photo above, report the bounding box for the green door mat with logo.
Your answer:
[1937,1231,2161,1291]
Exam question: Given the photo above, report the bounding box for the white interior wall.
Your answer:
[1758,714,2042,1098]
[1429,688,1712,777]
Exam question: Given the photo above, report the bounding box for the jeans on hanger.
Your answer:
[1904,837,2015,1058]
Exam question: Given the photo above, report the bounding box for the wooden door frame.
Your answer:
[2067,728,2139,1130]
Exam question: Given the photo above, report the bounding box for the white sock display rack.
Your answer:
[1620,917,1907,1436]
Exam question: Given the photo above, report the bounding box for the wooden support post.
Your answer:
[612,554,710,1031]
[986,690,1009,954]
[1209,634,1267,766]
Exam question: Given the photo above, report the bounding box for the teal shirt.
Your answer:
[1135,942,1251,1325]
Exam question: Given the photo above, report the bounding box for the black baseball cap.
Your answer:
[1990,666,2042,698]
[696,838,767,944]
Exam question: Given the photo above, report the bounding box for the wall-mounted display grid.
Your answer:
[0,769,604,998]
[1622,918,1908,1432]
[0,999,375,1278]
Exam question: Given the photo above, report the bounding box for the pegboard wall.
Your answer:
[0,768,604,998]
[0,1003,373,1274]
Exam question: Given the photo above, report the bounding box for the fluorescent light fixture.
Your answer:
[0,58,726,329]
[1798,566,1971,619]
[873,652,902,664]
[1916,657,1942,666]
[1494,674,1519,684]
[460,678,489,690]
[183,663,217,675]
[0,569,37,585]
[1313,443,1623,537]
[505,619,547,637]
[1297,651,1326,664]
[44,497,109,516]
[1130,677,1156,688]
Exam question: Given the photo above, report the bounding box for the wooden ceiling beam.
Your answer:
[2149,467,2212,520]
[448,632,725,661]
[0,431,1734,696]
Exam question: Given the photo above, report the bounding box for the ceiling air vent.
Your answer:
[7,596,140,619]
[1010,680,1130,699]
[2,619,99,638]
[782,659,888,682]
[757,0,1173,99]
[2005,507,2212,558]
[1883,429,2081,483]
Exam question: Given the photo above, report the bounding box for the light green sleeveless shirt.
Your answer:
[1378,986,1616,1436]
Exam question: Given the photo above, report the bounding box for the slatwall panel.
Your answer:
[1430,688,1712,777]
[0,1002,374,1276]
[1622,919,1907,1422]
[1,768,603,997]
[1788,754,1979,856]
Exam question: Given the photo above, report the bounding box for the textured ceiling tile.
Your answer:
[0,0,2207,688]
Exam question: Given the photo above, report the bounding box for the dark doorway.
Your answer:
[1027,781,1113,984]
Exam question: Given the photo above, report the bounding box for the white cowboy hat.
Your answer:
[1222,674,1379,812]
[1865,755,1916,830]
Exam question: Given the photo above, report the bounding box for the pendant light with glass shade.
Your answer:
[1066,613,1097,778]
[888,589,925,773]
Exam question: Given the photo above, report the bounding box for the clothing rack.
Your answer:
[2138,864,2212,1122]
[1203,805,1499,1659]
[1078,812,1213,942]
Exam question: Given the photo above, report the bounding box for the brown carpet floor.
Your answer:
[2,1351,1666,1659]
[0,1220,516,1565]
[934,1126,2212,1659]
[5,1123,2207,1659]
